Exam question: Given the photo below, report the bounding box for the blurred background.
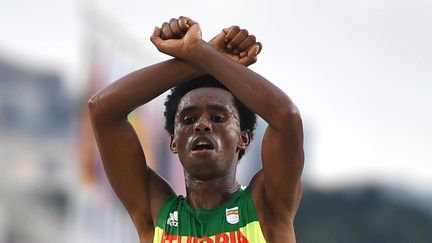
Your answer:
[1,0,431,242]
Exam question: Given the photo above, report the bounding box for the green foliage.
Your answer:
[295,187,432,243]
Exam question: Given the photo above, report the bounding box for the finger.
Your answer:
[227,29,249,54]
[241,42,262,58]
[186,18,198,27]
[237,35,257,55]
[169,18,182,37]
[183,18,202,39]
[238,44,259,66]
[150,26,163,46]
[246,44,260,59]
[178,16,190,31]
[222,27,230,35]
[256,42,263,55]
[161,22,173,39]
[225,26,240,45]
[240,39,262,57]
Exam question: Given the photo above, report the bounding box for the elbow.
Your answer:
[88,92,128,123]
[289,106,302,125]
[283,104,301,120]
[87,93,105,122]
[88,93,98,115]
[272,104,302,130]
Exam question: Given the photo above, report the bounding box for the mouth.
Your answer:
[191,136,216,152]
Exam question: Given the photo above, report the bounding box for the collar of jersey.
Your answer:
[183,186,245,215]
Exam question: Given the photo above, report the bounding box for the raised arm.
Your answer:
[151,18,304,235]
[88,16,260,241]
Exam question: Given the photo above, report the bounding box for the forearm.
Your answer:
[187,41,299,129]
[88,58,203,121]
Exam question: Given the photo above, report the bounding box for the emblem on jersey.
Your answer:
[167,211,178,227]
[226,206,239,224]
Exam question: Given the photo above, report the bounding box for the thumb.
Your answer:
[150,26,162,46]
[150,27,172,53]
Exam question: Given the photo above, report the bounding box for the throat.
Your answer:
[185,176,241,209]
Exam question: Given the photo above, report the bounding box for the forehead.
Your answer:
[177,87,236,113]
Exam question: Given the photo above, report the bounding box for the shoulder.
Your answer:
[139,194,182,241]
[154,194,184,226]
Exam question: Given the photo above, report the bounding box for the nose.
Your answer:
[193,117,211,133]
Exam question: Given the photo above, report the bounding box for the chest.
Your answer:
[153,197,266,243]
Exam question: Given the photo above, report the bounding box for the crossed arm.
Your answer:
[89,16,304,241]
[88,17,263,239]
[151,17,304,224]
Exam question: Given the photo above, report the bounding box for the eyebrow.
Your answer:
[178,104,230,116]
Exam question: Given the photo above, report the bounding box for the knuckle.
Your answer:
[228,41,237,48]
[179,18,189,29]
[230,25,240,31]
[162,30,171,39]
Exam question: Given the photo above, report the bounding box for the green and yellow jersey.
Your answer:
[153,186,266,243]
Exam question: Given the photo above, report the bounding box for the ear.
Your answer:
[170,136,177,154]
[238,130,251,150]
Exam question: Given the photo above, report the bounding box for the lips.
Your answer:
[190,136,216,151]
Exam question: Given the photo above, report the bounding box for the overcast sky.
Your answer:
[1,0,431,193]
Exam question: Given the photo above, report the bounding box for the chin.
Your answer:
[183,159,224,180]
[187,171,217,181]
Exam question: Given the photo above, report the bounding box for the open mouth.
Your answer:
[193,143,214,151]
[191,137,215,151]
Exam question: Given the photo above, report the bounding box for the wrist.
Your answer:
[185,39,210,61]
[186,40,219,70]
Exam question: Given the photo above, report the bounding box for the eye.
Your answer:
[211,115,225,123]
[183,116,197,125]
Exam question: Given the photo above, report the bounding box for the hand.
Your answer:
[158,16,189,40]
[150,16,203,60]
[209,26,262,66]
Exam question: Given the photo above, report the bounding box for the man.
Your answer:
[89,16,304,243]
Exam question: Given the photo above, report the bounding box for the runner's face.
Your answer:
[172,87,247,180]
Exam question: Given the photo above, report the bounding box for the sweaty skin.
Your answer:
[89,16,303,243]
[172,88,247,209]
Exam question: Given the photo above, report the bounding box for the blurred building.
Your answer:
[0,56,74,243]
[2,13,432,243]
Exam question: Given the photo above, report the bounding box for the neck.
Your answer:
[184,170,241,209]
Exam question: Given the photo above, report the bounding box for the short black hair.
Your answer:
[164,74,257,160]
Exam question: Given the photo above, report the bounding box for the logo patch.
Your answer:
[167,211,178,227]
[226,206,239,224]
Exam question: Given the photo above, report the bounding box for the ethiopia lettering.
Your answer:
[160,230,249,243]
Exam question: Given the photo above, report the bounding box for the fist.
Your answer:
[150,16,202,59]
[210,26,262,66]
[159,16,190,40]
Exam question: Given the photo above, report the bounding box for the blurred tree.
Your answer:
[295,186,432,243]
